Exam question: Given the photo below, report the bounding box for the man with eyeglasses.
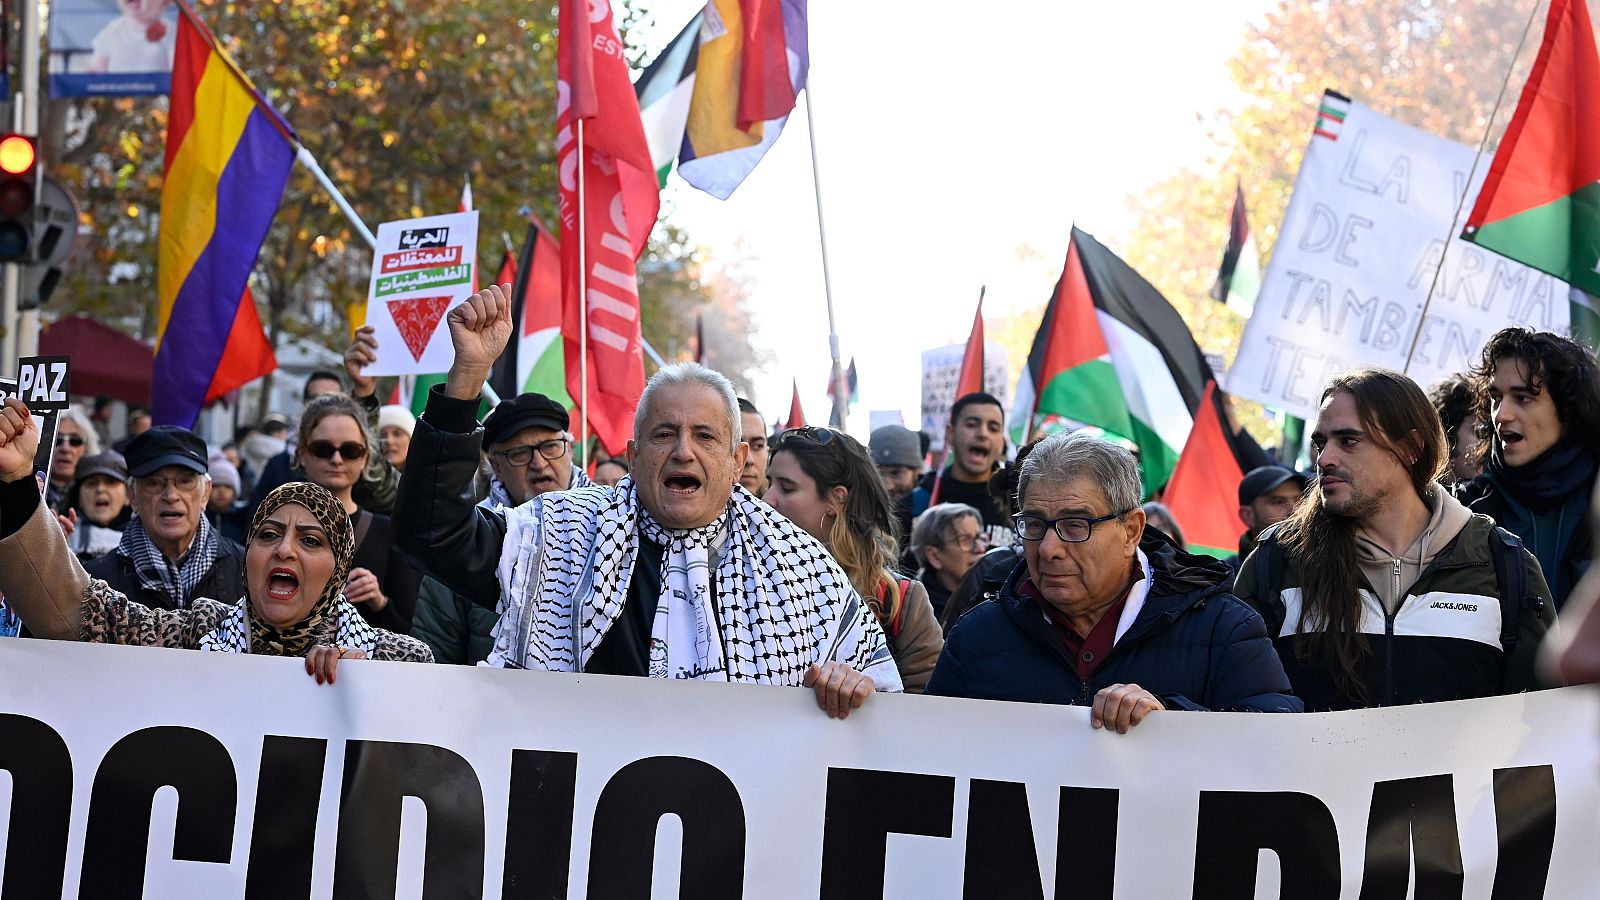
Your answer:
[397,286,901,714]
[927,430,1300,730]
[83,426,246,611]
[409,392,589,664]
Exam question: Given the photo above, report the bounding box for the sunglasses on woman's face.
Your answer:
[55,435,85,448]
[306,440,367,461]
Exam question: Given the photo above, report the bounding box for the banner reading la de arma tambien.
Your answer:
[1,640,1595,898]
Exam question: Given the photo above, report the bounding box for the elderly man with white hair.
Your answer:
[395,286,902,715]
[926,430,1301,731]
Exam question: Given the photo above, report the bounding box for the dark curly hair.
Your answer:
[1428,373,1477,457]
[1468,327,1600,465]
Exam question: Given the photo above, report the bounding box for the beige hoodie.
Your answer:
[1355,483,1475,614]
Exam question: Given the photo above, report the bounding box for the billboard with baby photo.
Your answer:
[48,0,180,97]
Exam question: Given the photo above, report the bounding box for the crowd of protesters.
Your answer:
[2,287,1599,724]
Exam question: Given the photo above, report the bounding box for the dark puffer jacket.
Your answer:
[926,533,1302,712]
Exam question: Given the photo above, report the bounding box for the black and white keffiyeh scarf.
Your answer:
[486,462,594,510]
[488,477,902,688]
[116,512,221,609]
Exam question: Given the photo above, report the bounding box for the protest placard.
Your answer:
[1,640,1596,898]
[920,342,1009,451]
[0,358,67,483]
[1228,92,1570,420]
[361,211,480,376]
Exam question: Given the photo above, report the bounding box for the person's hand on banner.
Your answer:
[345,566,387,611]
[444,283,514,400]
[1091,683,1163,734]
[0,399,39,483]
[804,661,875,719]
[305,643,368,684]
[345,326,380,399]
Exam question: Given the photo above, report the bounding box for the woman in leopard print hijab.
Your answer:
[0,403,433,672]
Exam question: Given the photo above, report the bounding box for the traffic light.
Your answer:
[0,134,37,263]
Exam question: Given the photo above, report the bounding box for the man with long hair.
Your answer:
[1457,328,1600,611]
[1234,368,1550,710]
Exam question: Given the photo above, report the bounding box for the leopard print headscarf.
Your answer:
[245,482,355,656]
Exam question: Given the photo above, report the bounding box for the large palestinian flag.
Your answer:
[1462,0,1600,343]
[1010,227,1213,495]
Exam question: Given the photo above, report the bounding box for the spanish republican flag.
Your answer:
[1462,0,1600,338]
[153,4,292,427]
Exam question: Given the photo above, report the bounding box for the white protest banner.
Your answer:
[2,639,1596,898]
[362,210,480,376]
[1228,92,1570,420]
[920,341,1009,451]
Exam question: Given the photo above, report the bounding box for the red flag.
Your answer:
[1161,382,1247,558]
[203,286,277,405]
[785,379,806,430]
[558,0,661,453]
[956,287,986,398]
[738,0,799,129]
[495,249,517,290]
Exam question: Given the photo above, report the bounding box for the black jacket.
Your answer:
[926,534,1302,712]
[1455,473,1592,611]
[83,536,248,611]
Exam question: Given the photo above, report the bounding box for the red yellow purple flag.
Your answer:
[153,4,293,426]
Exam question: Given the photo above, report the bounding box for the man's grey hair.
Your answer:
[910,502,983,569]
[57,407,101,456]
[633,362,742,445]
[1017,431,1142,514]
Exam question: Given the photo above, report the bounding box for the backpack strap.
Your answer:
[1250,529,1289,638]
[1487,526,1540,653]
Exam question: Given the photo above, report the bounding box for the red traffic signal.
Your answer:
[0,133,38,263]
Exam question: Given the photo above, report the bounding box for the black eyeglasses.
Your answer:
[55,435,85,448]
[1012,510,1129,543]
[306,440,368,461]
[489,438,569,467]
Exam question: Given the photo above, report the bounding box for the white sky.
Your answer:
[639,0,1277,435]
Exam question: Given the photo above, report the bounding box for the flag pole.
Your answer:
[803,86,849,431]
[1403,0,1543,373]
[577,117,590,468]
[294,146,377,250]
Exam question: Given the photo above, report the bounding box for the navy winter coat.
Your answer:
[926,533,1303,712]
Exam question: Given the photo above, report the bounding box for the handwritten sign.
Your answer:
[920,342,1009,452]
[1228,93,1569,419]
[362,211,480,376]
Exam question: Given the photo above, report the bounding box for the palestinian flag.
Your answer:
[489,218,573,409]
[1162,382,1247,558]
[957,289,986,397]
[635,12,702,187]
[1010,226,1213,495]
[1462,0,1600,343]
[1209,182,1262,319]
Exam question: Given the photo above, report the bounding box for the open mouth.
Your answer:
[663,473,703,494]
[158,510,185,525]
[1500,430,1524,450]
[266,568,300,601]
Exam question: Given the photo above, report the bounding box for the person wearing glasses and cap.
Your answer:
[926,430,1301,730]
[83,425,247,612]
[396,286,903,715]
[410,391,591,664]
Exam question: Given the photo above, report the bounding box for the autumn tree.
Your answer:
[40,0,758,410]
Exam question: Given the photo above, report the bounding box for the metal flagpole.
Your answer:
[577,118,590,468]
[803,87,849,431]
[1403,0,1542,373]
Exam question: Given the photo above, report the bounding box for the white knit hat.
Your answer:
[378,404,417,436]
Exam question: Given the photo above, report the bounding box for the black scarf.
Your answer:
[1487,437,1599,512]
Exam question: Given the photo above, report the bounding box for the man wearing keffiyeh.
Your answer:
[84,426,246,612]
[397,285,903,716]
